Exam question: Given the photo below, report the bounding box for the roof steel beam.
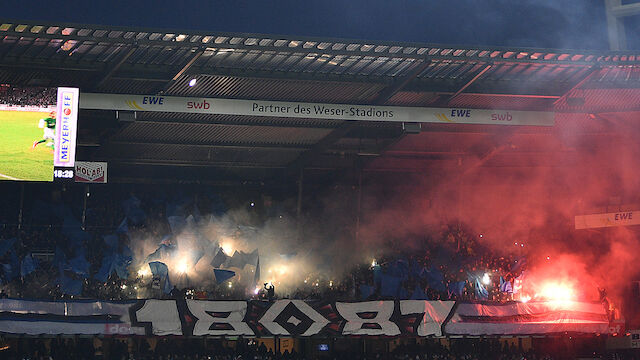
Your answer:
[285,60,431,172]
[159,48,204,93]
[93,45,138,90]
[372,60,432,104]
[446,64,493,104]
[1,23,636,65]
[553,66,601,106]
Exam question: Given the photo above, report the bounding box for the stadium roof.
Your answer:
[2,20,640,185]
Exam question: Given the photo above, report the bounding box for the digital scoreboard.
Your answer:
[0,86,79,182]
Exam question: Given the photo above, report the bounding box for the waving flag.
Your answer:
[145,244,176,263]
[513,272,525,294]
[359,285,375,300]
[103,234,119,250]
[59,274,83,296]
[0,238,16,257]
[410,285,428,300]
[167,216,186,234]
[448,281,466,298]
[67,254,90,277]
[254,256,261,285]
[213,269,235,284]
[210,249,229,268]
[500,277,513,293]
[95,252,131,282]
[474,277,488,300]
[20,254,37,278]
[122,195,146,225]
[380,274,402,297]
[148,261,172,294]
[116,218,128,235]
[421,265,446,292]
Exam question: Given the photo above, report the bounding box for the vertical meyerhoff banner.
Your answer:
[54,87,79,167]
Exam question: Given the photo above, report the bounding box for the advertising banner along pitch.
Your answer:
[0,299,609,336]
[575,210,640,229]
[80,93,555,127]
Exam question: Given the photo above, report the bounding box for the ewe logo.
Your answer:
[435,110,472,123]
[125,96,165,111]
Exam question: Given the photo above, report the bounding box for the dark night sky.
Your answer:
[3,0,638,50]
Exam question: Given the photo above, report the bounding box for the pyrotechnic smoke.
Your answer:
[356,112,640,312]
[127,111,640,317]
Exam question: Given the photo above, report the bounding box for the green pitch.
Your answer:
[0,110,54,181]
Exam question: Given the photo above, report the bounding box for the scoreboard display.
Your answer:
[0,86,79,182]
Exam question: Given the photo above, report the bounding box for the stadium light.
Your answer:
[188,78,197,87]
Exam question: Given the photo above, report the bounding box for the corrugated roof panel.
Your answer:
[555,88,640,112]
[0,68,89,88]
[98,78,162,94]
[112,122,333,146]
[166,74,386,103]
[386,91,441,106]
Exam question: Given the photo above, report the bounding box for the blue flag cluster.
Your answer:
[95,235,132,283]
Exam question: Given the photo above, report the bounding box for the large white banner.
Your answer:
[575,210,640,229]
[80,93,555,127]
[0,299,607,336]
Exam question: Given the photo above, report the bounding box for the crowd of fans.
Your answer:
[0,85,56,107]
[1,336,629,360]
[0,183,534,302]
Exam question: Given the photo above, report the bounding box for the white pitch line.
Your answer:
[0,172,20,181]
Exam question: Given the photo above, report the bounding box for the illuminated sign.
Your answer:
[80,93,555,127]
[74,161,108,183]
[54,87,79,167]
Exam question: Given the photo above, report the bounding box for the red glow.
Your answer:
[536,281,576,303]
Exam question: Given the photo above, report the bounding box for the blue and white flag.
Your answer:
[500,277,513,293]
[474,277,489,300]
[148,261,172,294]
[213,269,235,284]
[20,254,37,278]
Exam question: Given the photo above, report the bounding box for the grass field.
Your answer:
[0,110,54,181]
